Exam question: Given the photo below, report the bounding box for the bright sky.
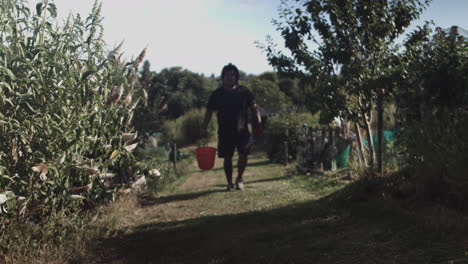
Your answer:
[31,0,468,76]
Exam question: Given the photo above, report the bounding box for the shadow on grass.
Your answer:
[213,176,290,189]
[188,159,271,174]
[247,159,271,167]
[95,183,464,264]
[189,166,225,174]
[139,190,225,207]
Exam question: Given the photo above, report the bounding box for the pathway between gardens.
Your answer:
[91,151,463,264]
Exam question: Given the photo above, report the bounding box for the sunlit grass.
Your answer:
[89,150,466,263]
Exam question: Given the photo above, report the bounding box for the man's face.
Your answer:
[222,70,237,87]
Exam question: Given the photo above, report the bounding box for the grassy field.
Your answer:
[74,148,468,264]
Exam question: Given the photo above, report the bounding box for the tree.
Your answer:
[245,77,292,109]
[395,25,468,192]
[260,0,431,167]
[141,67,216,120]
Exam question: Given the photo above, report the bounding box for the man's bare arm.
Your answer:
[251,103,262,125]
[201,109,213,137]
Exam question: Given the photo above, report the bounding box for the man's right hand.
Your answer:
[255,125,263,136]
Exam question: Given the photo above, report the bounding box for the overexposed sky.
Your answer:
[28,0,468,76]
[41,0,283,76]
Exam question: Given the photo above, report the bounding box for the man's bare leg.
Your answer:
[224,155,234,190]
[236,154,248,190]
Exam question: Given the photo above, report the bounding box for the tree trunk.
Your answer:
[354,122,367,167]
[363,112,375,168]
[377,89,384,175]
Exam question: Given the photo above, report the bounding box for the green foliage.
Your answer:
[265,111,320,163]
[396,25,468,192]
[160,108,217,147]
[259,0,431,167]
[144,67,217,120]
[0,0,147,223]
[245,77,292,109]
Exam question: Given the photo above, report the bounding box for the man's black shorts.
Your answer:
[217,130,253,158]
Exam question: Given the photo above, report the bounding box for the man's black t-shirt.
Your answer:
[206,85,255,137]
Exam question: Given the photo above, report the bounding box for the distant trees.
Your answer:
[134,65,217,136]
[245,73,292,109]
[136,65,307,133]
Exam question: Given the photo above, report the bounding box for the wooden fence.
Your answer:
[296,126,354,174]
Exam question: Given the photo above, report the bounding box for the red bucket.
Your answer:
[194,147,217,170]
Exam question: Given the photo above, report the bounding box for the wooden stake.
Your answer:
[284,141,288,166]
[173,143,177,170]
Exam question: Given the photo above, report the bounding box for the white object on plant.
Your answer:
[17,196,26,205]
[131,176,147,193]
[0,194,7,205]
[122,133,137,142]
[70,195,86,201]
[32,163,48,180]
[0,191,15,214]
[99,173,116,179]
[58,153,66,164]
[87,167,99,175]
[124,143,138,152]
[150,169,161,177]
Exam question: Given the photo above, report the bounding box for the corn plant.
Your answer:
[0,0,147,224]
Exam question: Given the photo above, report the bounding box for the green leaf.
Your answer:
[47,3,57,18]
[110,150,119,160]
[25,102,35,112]
[2,175,15,182]
[1,67,16,81]
[36,3,43,16]
[81,70,95,81]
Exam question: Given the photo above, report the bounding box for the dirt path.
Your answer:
[91,152,465,264]
[93,152,301,263]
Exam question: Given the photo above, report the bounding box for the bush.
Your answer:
[265,111,320,163]
[160,108,217,147]
[396,25,468,198]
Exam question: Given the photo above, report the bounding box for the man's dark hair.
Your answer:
[221,63,239,82]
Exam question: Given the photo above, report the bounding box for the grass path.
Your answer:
[90,151,467,264]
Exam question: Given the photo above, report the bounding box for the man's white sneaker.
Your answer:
[235,180,245,191]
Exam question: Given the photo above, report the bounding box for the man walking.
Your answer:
[201,63,262,191]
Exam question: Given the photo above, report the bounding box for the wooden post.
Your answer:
[377,89,385,175]
[173,143,177,170]
[284,141,288,166]
[320,128,327,171]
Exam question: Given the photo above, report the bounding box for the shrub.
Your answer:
[395,25,468,198]
[265,111,320,163]
[160,108,217,147]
